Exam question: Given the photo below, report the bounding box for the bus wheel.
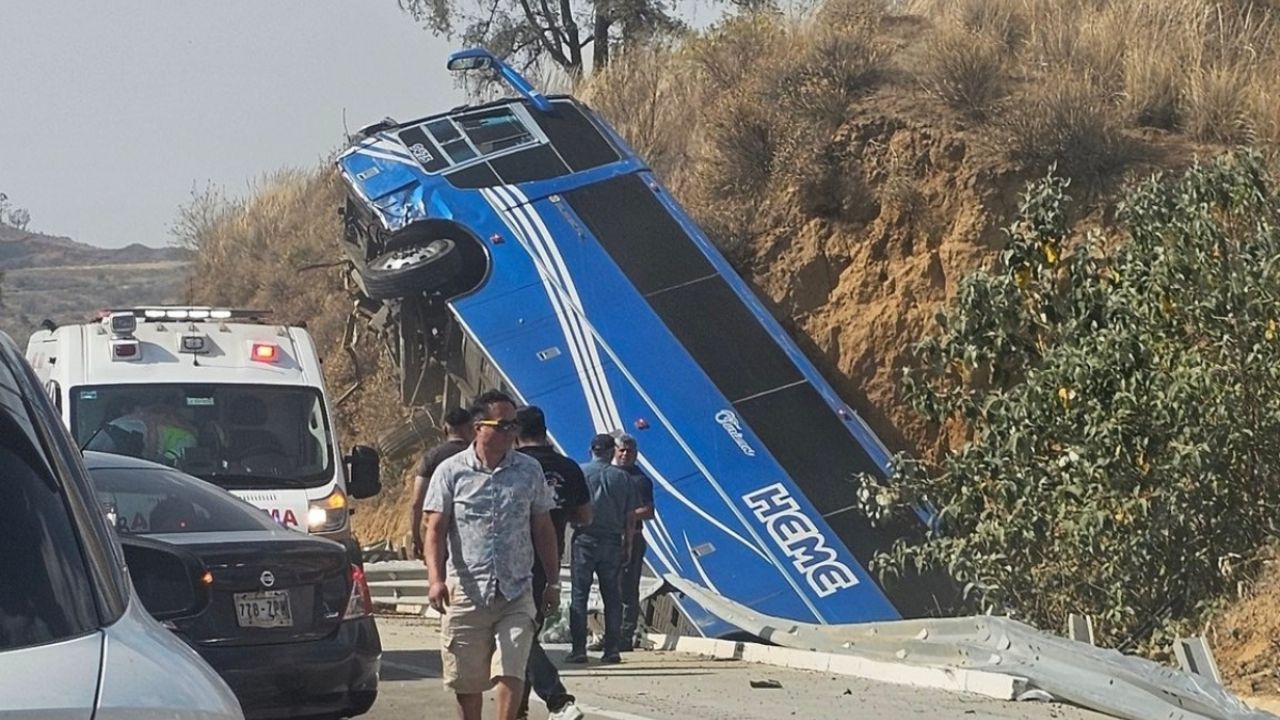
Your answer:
[363,237,461,300]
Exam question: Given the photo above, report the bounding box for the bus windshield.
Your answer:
[72,384,335,490]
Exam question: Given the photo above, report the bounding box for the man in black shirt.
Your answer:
[613,433,654,651]
[515,405,591,720]
[408,406,473,561]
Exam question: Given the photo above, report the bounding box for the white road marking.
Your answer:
[530,694,659,720]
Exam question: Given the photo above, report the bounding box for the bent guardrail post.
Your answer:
[1175,637,1224,685]
[1067,613,1096,646]
[663,574,1274,720]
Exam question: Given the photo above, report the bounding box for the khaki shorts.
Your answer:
[440,581,538,694]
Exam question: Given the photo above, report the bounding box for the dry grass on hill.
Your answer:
[173,169,413,538]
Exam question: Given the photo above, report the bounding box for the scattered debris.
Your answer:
[750,679,783,689]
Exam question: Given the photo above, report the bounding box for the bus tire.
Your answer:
[362,237,461,300]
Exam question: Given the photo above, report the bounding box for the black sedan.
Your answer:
[84,451,381,720]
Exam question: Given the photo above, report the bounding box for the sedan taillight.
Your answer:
[344,564,374,620]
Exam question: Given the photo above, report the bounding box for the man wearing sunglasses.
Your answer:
[423,390,561,720]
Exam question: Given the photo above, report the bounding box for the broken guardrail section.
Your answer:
[664,575,1275,720]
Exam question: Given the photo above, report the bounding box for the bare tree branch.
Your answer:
[537,0,568,53]
[516,0,572,67]
[396,0,689,76]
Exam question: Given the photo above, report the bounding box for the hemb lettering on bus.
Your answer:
[743,483,859,598]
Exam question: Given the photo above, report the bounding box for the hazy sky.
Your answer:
[0,2,465,248]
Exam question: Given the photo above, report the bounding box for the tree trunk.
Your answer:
[593,15,612,70]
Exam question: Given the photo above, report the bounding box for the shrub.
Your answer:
[921,26,1006,119]
[1186,65,1254,144]
[1122,47,1184,130]
[860,151,1280,649]
[1001,75,1133,189]
[581,44,699,184]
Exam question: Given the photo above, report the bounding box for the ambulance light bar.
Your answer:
[98,307,274,323]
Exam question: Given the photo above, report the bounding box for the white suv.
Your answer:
[0,330,242,720]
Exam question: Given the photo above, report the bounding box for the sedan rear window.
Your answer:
[89,465,280,535]
[0,443,99,650]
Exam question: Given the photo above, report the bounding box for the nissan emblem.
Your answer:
[260,570,275,588]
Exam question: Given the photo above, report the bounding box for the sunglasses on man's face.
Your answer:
[475,419,520,432]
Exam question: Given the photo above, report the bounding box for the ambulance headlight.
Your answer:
[307,489,348,533]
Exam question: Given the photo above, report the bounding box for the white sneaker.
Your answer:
[549,701,585,720]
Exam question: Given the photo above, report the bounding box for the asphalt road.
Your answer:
[365,615,1113,720]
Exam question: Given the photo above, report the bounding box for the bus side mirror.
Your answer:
[346,445,381,499]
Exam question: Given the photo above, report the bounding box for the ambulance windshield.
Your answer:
[72,383,335,489]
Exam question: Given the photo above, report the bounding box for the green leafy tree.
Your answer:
[860,151,1280,650]
[397,0,685,76]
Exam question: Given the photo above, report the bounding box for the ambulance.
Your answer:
[25,306,381,561]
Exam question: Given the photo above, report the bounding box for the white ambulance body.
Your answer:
[25,307,380,557]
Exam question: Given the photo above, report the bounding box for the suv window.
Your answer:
[0,441,99,650]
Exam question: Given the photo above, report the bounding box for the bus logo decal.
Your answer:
[715,410,756,457]
[743,483,859,598]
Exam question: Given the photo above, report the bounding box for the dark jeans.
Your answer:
[620,534,647,645]
[519,574,574,715]
[570,533,623,655]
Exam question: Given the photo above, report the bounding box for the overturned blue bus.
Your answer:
[336,49,946,636]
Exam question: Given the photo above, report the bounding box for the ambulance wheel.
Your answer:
[363,238,461,300]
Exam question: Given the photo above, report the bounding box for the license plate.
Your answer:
[234,590,293,628]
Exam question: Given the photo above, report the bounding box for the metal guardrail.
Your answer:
[364,560,662,613]
[363,561,1268,719]
[665,575,1275,720]
[365,560,431,607]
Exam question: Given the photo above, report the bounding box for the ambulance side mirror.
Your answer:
[346,445,381,499]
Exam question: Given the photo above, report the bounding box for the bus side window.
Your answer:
[44,380,61,414]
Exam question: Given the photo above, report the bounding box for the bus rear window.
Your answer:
[410,106,539,169]
[426,119,476,164]
[458,109,534,154]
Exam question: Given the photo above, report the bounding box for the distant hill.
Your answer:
[0,224,191,270]
[0,225,192,347]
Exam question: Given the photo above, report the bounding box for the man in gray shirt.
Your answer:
[613,433,654,651]
[567,433,636,664]
[424,390,560,720]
